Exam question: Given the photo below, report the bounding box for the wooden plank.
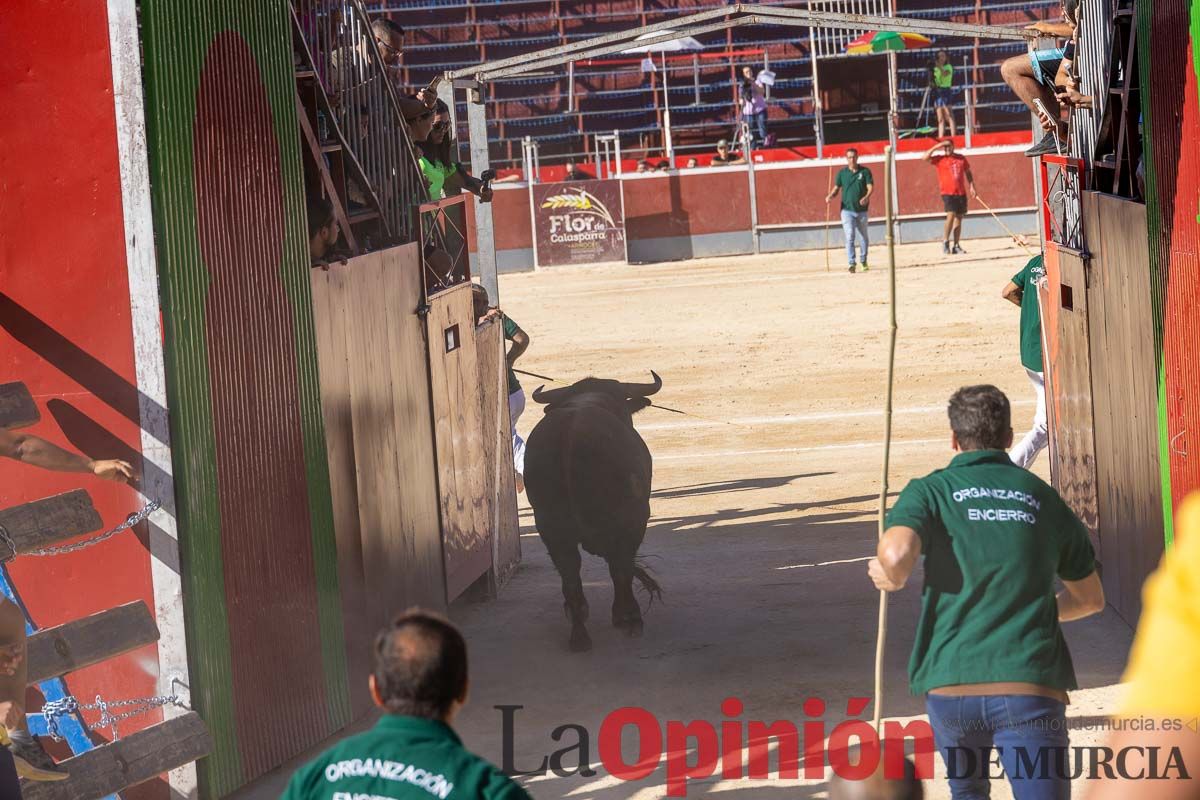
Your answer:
[0,382,39,429]
[27,602,158,685]
[0,490,101,554]
[475,320,521,585]
[381,245,446,608]
[427,284,492,600]
[22,712,211,800]
[1084,192,1163,624]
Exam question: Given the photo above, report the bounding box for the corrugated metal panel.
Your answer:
[1068,0,1113,167]
[140,1,350,794]
[1139,0,1200,538]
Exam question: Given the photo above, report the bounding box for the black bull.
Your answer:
[524,372,665,651]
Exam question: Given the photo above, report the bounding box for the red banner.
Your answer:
[533,179,626,266]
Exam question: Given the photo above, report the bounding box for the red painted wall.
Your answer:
[0,0,160,746]
[480,148,1034,253]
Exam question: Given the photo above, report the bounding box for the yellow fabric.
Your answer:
[1119,492,1200,717]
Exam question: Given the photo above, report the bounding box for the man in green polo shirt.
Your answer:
[1002,254,1048,468]
[283,609,532,800]
[473,285,531,493]
[868,385,1105,799]
[825,148,874,274]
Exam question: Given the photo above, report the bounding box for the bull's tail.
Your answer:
[632,556,664,611]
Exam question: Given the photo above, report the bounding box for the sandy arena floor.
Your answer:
[231,238,1135,800]
[452,238,1135,799]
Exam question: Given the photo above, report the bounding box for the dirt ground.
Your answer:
[451,238,1134,799]
[232,238,1134,800]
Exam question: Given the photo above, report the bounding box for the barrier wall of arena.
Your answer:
[1141,1,1200,536]
[140,2,351,793]
[310,245,446,718]
[1082,194,1163,622]
[1,2,181,791]
[469,148,1039,272]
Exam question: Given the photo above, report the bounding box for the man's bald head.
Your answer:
[372,609,469,720]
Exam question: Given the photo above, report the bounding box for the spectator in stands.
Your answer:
[924,139,976,255]
[656,160,672,172]
[417,101,493,203]
[825,147,874,273]
[740,65,769,148]
[686,157,699,169]
[1085,492,1200,799]
[308,196,341,267]
[636,159,650,173]
[711,139,745,166]
[931,50,956,140]
[329,18,434,123]
[563,160,591,181]
[283,609,533,800]
[0,427,134,782]
[405,101,436,145]
[999,0,1078,157]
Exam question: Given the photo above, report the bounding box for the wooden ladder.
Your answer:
[0,382,211,800]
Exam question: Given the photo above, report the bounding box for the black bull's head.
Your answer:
[530,372,663,415]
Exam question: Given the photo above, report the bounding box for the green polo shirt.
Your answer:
[503,315,522,396]
[886,449,1096,696]
[1013,255,1046,372]
[281,715,531,800]
[834,166,873,212]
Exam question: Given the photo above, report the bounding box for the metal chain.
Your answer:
[0,500,161,562]
[41,693,187,741]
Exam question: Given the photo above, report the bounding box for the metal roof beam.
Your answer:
[470,16,761,81]
[448,3,1038,81]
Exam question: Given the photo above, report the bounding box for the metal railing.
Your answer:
[417,195,472,296]
[293,0,426,244]
[1041,155,1087,251]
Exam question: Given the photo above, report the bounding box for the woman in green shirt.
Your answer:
[931,50,956,140]
[415,101,493,203]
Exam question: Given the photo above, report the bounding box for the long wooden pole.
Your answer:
[872,144,898,733]
[825,164,833,272]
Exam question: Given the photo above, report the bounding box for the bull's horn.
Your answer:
[620,371,663,397]
[531,384,575,405]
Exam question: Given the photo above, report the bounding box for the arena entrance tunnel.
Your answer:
[429,10,1137,800]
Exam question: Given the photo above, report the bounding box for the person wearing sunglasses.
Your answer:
[415,101,493,203]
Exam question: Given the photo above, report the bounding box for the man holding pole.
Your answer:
[826,148,874,273]
[868,384,1105,799]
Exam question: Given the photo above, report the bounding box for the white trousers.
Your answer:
[1010,368,1048,469]
[509,388,526,476]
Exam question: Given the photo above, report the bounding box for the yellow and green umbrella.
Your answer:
[845,30,933,54]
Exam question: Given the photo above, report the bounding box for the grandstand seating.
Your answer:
[379,0,1060,166]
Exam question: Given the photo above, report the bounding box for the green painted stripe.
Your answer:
[141,0,350,793]
[1137,1,1175,549]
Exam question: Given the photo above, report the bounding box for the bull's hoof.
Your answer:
[614,614,644,638]
[569,627,593,652]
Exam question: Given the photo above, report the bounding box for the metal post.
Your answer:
[567,60,575,113]
[523,137,541,268]
[614,129,623,176]
[693,54,700,105]
[467,87,498,301]
[763,49,771,100]
[963,55,973,148]
[744,121,761,255]
[662,51,674,163]
[808,3,824,157]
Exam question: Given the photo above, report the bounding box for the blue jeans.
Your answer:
[926,694,1070,800]
[840,209,869,265]
[752,109,768,144]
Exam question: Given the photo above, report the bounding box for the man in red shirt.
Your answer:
[924,139,977,255]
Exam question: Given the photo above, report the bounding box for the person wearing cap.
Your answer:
[711,139,745,166]
[283,609,533,800]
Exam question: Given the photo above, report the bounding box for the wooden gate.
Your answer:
[1082,192,1164,622]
